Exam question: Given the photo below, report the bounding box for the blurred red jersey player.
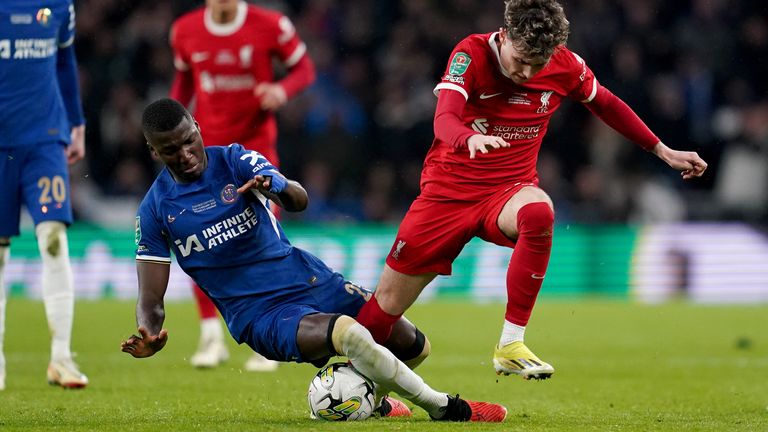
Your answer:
[169,0,315,371]
[356,0,707,380]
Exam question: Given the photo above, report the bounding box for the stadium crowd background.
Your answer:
[68,0,768,227]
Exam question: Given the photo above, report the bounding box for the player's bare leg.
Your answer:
[493,187,555,380]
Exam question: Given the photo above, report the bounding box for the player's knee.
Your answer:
[517,202,554,236]
[35,221,67,257]
[401,329,431,369]
[330,315,361,356]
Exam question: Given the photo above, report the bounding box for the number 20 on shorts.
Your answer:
[38,175,66,204]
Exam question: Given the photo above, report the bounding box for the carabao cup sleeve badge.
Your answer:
[449,52,471,75]
[221,184,238,204]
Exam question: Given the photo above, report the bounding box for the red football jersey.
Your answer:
[170,2,308,151]
[424,32,597,199]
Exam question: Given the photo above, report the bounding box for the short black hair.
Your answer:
[142,98,191,135]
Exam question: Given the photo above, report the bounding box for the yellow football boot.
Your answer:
[493,341,554,380]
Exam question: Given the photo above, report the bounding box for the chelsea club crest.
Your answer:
[221,184,237,204]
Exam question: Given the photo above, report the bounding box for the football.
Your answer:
[307,362,376,421]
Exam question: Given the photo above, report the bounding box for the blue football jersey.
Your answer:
[136,144,293,271]
[0,0,76,148]
[137,144,357,345]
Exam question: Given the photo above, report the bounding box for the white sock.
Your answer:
[200,317,224,342]
[340,321,449,418]
[36,222,74,362]
[499,320,526,347]
[0,245,8,374]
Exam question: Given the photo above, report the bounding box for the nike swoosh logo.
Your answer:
[531,274,545,279]
[479,92,503,99]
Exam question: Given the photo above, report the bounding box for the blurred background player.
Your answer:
[0,0,88,389]
[122,98,507,422]
[356,0,707,380]
[169,0,316,370]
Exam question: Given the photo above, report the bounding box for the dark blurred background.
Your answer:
[69,0,768,227]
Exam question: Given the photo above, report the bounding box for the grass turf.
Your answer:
[0,299,766,431]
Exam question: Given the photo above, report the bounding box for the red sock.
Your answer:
[356,295,402,344]
[193,283,218,319]
[505,202,554,326]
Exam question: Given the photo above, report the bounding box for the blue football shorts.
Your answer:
[239,250,372,363]
[0,142,73,237]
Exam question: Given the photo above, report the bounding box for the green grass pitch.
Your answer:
[1,299,766,431]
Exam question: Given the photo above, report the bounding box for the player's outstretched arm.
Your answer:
[121,261,171,358]
[237,173,309,212]
[651,142,708,180]
[584,85,707,180]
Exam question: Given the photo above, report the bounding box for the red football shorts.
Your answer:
[386,182,535,275]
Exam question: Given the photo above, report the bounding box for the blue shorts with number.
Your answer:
[232,249,372,363]
[0,142,73,237]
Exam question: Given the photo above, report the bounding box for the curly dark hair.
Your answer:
[503,0,570,58]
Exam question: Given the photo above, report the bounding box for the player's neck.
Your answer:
[210,8,237,24]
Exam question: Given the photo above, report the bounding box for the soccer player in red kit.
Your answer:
[169,0,315,371]
[356,0,707,380]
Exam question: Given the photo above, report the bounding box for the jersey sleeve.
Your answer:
[271,14,307,68]
[56,1,84,127]
[433,38,477,100]
[227,143,281,185]
[58,1,76,48]
[135,199,171,264]
[169,22,190,72]
[564,49,598,103]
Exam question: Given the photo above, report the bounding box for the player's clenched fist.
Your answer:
[652,142,708,180]
[467,134,511,159]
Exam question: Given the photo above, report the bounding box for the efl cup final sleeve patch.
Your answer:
[135,216,142,246]
[448,52,471,75]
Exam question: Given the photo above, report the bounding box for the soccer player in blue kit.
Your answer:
[0,0,88,390]
[121,98,508,422]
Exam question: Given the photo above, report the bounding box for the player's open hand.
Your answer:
[254,82,288,111]
[653,142,708,180]
[467,134,510,159]
[121,327,168,358]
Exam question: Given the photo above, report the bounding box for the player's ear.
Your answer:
[147,142,160,160]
